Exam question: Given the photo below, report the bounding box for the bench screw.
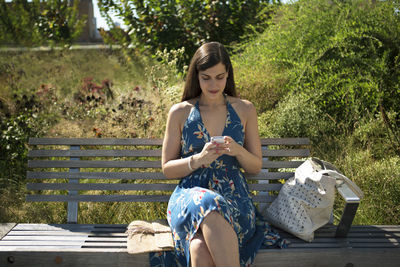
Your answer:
[55,256,63,264]
[7,256,15,263]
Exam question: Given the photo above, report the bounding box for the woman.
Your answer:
[152,42,286,267]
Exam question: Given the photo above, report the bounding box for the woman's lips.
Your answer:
[209,90,219,94]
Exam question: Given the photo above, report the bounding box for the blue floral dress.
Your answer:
[150,97,287,267]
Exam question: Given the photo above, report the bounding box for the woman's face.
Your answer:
[198,62,228,99]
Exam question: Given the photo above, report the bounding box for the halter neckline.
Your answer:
[195,94,230,139]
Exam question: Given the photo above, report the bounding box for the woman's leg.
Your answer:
[190,230,216,267]
[200,211,240,267]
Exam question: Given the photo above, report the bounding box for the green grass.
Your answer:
[1,44,399,225]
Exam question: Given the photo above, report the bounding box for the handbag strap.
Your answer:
[319,170,364,199]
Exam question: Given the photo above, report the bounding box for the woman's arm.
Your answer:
[162,104,193,179]
[223,101,262,174]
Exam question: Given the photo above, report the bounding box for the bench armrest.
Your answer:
[335,182,362,237]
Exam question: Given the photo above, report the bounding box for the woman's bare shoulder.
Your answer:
[168,99,197,123]
[227,96,256,113]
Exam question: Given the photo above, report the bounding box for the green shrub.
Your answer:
[234,0,400,129]
[334,150,400,225]
[258,92,333,142]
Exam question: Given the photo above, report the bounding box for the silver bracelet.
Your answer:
[188,155,194,171]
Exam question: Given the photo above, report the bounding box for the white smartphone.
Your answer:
[211,136,225,144]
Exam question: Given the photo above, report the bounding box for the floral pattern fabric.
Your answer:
[150,97,287,267]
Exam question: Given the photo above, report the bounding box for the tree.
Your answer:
[0,0,85,46]
[98,0,278,63]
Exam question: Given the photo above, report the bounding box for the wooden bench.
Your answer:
[0,137,399,266]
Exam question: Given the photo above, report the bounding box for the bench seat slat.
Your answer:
[7,236,396,245]
[0,240,87,246]
[3,236,127,242]
[26,183,283,191]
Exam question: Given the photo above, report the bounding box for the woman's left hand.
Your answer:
[212,136,243,157]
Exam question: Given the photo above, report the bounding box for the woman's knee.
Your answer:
[190,233,214,266]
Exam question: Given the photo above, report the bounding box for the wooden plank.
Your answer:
[28,160,161,168]
[0,251,150,267]
[260,138,310,146]
[11,224,127,231]
[27,171,293,181]
[245,171,294,180]
[28,149,162,158]
[2,236,92,241]
[26,195,171,202]
[253,248,400,267]
[28,137,309,146]
[0,240,87,246]
[1,248,400,267]
[251,195,277,203]
[345,225,400,232]
[29,149,309,158]
[0,224,16,240]
[27,171,166,180]
[29,137,163,146]
[29,160,302,169]
[262,149,310,157]
[27,183,178,191]
[12,224,95,231]
[262,160,304,168]
[27,182,282,192]
[26,194,276,203]
[6,231,91,236]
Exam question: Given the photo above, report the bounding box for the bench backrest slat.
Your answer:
[26,182,283,192]
[28,160,304,169]
[28,148,309,158]
[29,137,310,146]
[26,194,277,203]
[27,171,295,180]
[28,138,164,146]
[28,160,162,168]
[27,137,310,223]
[28,149,162,157]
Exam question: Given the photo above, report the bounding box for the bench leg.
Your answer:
[335,202,359,238]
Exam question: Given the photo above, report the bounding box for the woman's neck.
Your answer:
[199,93,225,108]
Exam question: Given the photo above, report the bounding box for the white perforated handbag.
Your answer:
[262,158,362,242]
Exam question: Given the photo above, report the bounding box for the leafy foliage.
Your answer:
[235,0,400,151]
[235,0,400,122]
[0,0,85,46]
[98,0,278,64]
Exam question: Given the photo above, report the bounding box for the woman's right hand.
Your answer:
[192,141,229,168]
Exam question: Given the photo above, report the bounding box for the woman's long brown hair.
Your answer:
[181,42,237,101]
